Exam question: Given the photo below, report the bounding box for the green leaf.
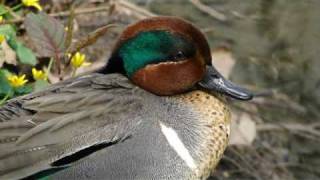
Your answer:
[0,23,37,65]
[0,69,11,76]
[0,4,7,15]
[34,80,49,92]
[16,42,37,65]
[14,84,32,95]
[24,12,66,57]
[0,4,14,20]
[0,69,12,97]
[0,24,18,49]
[0,24,16,38]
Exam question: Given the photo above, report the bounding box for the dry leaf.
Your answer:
[0,41,17,67]
[211,47,235,78]
[24,12,66,57]
[229,111,257,145]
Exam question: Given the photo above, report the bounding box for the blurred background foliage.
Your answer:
[0,0,319,179]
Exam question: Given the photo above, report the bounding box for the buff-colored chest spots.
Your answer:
[175,90,231,179]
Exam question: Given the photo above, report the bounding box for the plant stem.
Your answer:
[71,68,77,77]
[0,5,113,25]
[0,3,23,16]
[11,4,23,11]
[0,93,10,105]
[46,58,54,77]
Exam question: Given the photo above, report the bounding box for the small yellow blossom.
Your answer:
[71,52,91,68]
[7,74,28,88]
[0,34,5,44]
[22,0,42,11]
[32,68,47,81]
[0,16,3,22]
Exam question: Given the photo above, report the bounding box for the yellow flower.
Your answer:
[22,0,42,11]
[0,16,3,22]
[32,68,47,81]
[71,52,91,68]
[0,34,5,44]
[7,74,28,88]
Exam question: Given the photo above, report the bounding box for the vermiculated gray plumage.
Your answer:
[0,73,230,180]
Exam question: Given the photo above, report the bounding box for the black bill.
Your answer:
[198,66,253,100]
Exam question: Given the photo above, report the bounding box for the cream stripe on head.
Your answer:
[159,121,197,170]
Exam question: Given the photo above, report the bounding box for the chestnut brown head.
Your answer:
[104,17,252,100]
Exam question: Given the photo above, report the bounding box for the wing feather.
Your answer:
[0,73,146,179]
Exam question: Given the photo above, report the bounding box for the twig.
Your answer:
[228,147,262,180]
[0,1,155,25]
[253,89,277,97]
[189,0,227,22]
[201,27,215,33]
[257,123,320,137]
[0,5,112,25]
[51,6,111,17]
[68,24,118,55]
[275,162,320,174]
[222,155,251,174]
[249,97,307,114]
[116,0,156,19]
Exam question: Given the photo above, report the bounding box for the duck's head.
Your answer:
[103,17,252,100]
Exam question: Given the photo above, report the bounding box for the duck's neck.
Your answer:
[98,54,126,75]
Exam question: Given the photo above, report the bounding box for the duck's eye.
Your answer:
[174,51,186,60]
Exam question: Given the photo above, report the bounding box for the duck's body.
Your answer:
[0,16,251,180]
[0,74,229,180]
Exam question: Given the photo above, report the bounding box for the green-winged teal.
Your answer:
[0,16,252,180]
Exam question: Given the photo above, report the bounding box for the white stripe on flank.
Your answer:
[159,122,197,170]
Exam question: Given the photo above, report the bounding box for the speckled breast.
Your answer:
[175,90,231,180]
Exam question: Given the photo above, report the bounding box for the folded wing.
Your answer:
[0,74,144,179]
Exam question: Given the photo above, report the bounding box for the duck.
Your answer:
[0,16,252,180]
